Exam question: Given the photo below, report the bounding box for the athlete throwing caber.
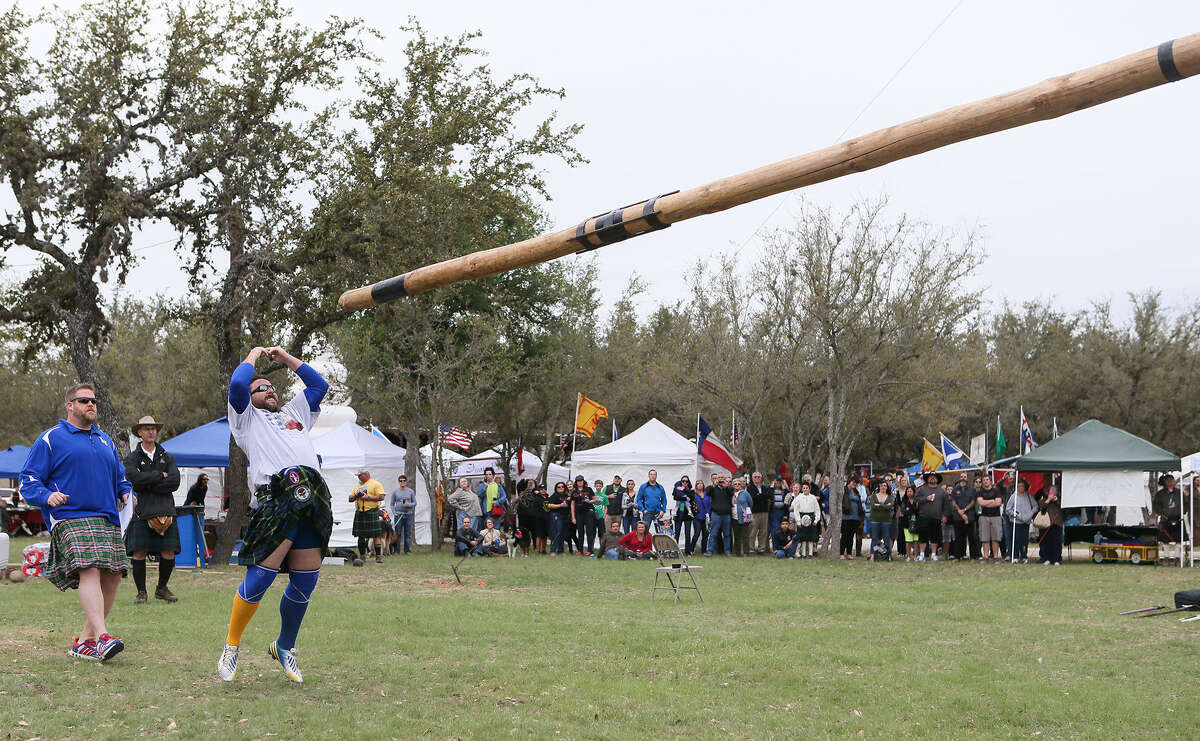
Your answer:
[217,346,331,684]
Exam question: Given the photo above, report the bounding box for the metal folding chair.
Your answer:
[651,534,703,603]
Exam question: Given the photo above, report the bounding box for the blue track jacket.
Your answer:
[21,420,132,528]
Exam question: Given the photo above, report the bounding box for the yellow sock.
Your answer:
[225,594,260,647]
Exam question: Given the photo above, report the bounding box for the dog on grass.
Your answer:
[503,520,531,557]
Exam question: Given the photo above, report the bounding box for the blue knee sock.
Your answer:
[237,564,279,604]
[277,569,319,651]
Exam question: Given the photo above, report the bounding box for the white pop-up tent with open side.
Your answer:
[312,421,432,547]
[569,418,724,489]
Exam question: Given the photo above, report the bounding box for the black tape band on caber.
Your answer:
[571,190,678,252]
[371,274,408,304]
[1158,40,1183,82]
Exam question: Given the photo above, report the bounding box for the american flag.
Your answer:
[730,419,741,449]
[440,424,474,451]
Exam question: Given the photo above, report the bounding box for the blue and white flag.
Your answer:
[939,433,968,469]
[612,419,619,441]
[370,425,387,440]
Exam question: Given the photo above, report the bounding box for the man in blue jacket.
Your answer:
[636,469,667,527]
[21,382,133,662]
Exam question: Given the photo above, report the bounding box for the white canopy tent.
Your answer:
[452,447,571,487]
[570,418,723,488]
[312,421,432,547]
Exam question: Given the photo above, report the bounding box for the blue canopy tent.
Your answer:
[161,418,230,467]
[0,445,32,478]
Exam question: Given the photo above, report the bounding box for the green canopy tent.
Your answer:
[1016,420,1182,552]
[1015,419,1180,472]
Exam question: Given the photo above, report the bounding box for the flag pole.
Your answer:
[571,393,581,462]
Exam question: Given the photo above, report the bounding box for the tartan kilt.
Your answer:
[124,518,182,556]
[44,516,128,591]
[239,466,333,568]
[353,508,384,538]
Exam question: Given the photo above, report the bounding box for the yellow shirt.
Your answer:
[353,479,385,511]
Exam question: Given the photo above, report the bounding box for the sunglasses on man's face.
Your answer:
[70,397,98,405]
[251,384,275,394]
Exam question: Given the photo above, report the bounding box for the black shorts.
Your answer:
[917,516,942,543]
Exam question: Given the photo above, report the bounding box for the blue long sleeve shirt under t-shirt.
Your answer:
[21,420,132,528]
[228,361,328,413]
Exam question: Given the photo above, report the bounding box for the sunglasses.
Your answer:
[70,397,98,405]
[251,384,275,394]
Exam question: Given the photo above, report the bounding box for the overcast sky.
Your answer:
[7,1,1200,321]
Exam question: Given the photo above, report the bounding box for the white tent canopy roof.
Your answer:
[313,421,409,471]
[572,418,698,465]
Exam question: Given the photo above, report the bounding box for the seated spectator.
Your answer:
[771,519,800,559]
[619,521,655,560]
[454,516,484,557]
[479,517,507,556]
[596,520,626,560]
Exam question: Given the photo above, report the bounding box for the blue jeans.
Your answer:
[549,513,570,554]
[1001,517,1013,559]
[471,516,484,533]
[455,542,483,556]
[689,519,709,555]
[708,514,732,554]
[869,521,891,556]
[642,512,662,528]
[775,543,797,558]
[621,514,637,534]
[769,509,786,539]
[394,513,414,553]
[603,548,621,560]
[675,513,693,550]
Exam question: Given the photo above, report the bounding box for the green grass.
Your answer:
[2,550,1199,739]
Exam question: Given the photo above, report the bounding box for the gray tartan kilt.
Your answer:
[124,518,182,556]
[353,508,384,538]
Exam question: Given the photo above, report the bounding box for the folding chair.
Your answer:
[651,534,702,603]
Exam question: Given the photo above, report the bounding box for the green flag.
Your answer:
[994,417,1007,460]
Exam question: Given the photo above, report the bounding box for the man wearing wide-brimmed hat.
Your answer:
[914,471,950,562]
[123,415,182,604]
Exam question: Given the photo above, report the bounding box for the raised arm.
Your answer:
[264,347,328,412]
[228,347,264,413]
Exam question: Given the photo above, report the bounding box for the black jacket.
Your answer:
[183,480,207,507]
[747,483,771,513]
[123,444,180,520]
[708,485,734,515]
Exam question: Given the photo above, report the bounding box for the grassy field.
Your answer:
[1,548,1198,740]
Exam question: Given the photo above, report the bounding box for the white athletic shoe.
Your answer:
[268,640,303,683]
[916,553,925,562]
[218,643,239,682]
[931,553,939,562]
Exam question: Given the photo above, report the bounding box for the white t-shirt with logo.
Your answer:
[228,396,320,488]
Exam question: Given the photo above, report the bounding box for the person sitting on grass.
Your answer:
[455,517,484,557]
[479,518,507,556]
[771,518,800,559]
[618,521,655,560]
[597,519,627,560]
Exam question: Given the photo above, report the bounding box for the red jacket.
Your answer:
[619,531,653,554]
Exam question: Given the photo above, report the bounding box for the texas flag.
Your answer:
[698,416,743,474]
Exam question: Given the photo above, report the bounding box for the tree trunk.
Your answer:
[407,422,439,550]
[213,442,250,567]
[64,308,127,455]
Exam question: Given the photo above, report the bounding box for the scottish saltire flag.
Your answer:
[939,433,967,469]
[1019,407,1037,454]
[698,416,742,474]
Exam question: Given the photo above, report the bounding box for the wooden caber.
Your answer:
[339,34,1200,312]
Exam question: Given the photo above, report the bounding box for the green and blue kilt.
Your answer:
[124,517,182,556]
[238,465,333,568]
[352,507,384,538]
[44,516,129,591]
